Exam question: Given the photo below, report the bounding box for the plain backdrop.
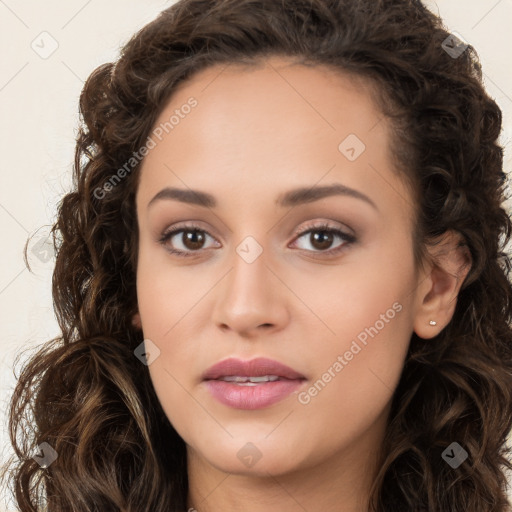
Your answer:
[1,1,511,510]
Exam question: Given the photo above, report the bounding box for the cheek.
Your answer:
[135,250,212,339]
[147,359,200,450]
[292,248,415,423]
[292,302,412,459]
[135,258,209,433]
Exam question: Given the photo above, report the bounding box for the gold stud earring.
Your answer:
[429,320,437,326]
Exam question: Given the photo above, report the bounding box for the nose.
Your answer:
[211,247,290,338]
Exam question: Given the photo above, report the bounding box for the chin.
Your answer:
[191,436,310,477]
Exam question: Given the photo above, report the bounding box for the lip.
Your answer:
[202,357,307,410]
[201,357,306,380]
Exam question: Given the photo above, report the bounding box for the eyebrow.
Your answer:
[147,183,378,211]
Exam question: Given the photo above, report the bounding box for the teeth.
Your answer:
[219,375,281,383]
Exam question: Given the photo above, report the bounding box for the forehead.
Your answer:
[140,56,385,162]
[167,55,381,132]
[135,55,412,223]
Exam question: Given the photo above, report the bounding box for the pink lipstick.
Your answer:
[202,357,307,410]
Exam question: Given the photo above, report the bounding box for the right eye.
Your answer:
[158,224,220,257]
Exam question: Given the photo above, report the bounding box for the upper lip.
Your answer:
[202,357,306,380]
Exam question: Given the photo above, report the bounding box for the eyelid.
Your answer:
[290,220,355,241]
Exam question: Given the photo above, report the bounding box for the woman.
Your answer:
[2,0,512,510]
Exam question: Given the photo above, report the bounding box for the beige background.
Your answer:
[0,0,511,509]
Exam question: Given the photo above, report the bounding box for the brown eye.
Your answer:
[180,229,206,250]
[308,230,335,251]
[159,226,218,257]
[292,223,356,255]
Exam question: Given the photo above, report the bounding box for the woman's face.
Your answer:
[134,56,429,480]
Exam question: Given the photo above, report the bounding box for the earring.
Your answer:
[429,320,437,326]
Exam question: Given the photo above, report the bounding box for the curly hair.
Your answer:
[2,0,512,510]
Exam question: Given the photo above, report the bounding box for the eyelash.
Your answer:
[158,222,356,258]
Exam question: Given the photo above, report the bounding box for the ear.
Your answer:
[131,312,142,330]
[413,230,471,339]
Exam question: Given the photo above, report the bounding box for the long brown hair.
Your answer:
[2,0,512,510]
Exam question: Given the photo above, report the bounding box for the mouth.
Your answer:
[209,375,292,385]
[202,357,307,409]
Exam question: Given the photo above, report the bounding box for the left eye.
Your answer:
[158,222,356,258]
[291,224,356,254]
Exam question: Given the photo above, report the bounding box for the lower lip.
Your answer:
[204,379,305,410]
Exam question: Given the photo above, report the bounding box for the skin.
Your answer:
[132,55,470,512]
